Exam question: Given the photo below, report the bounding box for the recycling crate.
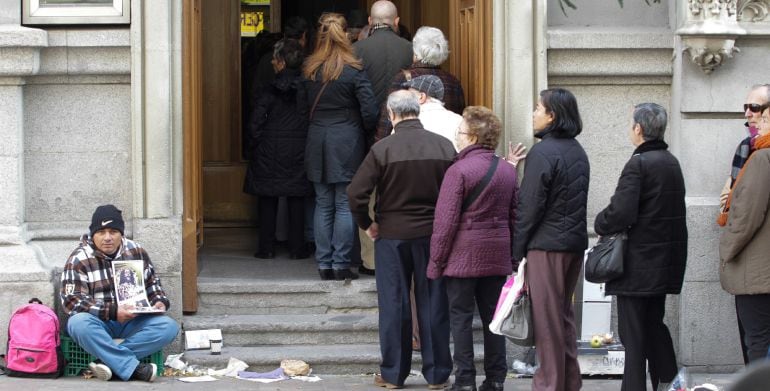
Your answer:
[60,335,164,377]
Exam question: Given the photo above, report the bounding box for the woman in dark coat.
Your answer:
[427,106,518,391]
[244,39,311,259]
[511,88,589,391]
[303,13,378,280]
[595,103,687,391]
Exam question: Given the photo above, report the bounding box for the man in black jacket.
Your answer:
[353,0,413,110]
[348,90,455,390]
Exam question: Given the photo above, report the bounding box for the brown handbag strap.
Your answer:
[309,81,329,120]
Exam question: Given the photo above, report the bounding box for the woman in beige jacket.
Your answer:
[719,104,770,362]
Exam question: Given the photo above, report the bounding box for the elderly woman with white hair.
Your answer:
[374,26,466,140]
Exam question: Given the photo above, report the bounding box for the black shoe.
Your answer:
[478,380,504,391]
[358,265,376,276]
[253,250,275,259]
[449,383,477,391]
[318,269,334,280]
[333,268,359,280]
[130,363,157,382]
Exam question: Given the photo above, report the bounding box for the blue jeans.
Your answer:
[313,182,354,270]
[67,312,179,380]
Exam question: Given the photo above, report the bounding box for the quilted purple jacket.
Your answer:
[428,145,519,279]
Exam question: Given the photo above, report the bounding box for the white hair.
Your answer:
[412,26,449,66]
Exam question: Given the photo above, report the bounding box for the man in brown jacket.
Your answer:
[348,90,455,389]
[719,105,770,363]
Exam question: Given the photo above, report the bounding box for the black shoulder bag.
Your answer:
[461,156,500,212]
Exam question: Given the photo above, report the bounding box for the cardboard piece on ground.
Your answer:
[184,329,222,350]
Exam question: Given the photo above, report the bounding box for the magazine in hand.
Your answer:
[112,260,165,314]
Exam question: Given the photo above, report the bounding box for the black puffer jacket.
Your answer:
[511,129,590,262]
[304,65,378,184]
[595,140,687,296]
[243,68,312,197]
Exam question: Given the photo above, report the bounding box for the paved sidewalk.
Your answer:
[0,373,737,391]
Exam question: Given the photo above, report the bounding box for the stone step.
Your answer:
[182,343,487,375]
[183,313,486,346]
[195,277,379,315]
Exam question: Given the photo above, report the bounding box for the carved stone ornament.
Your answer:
[738,0,770,22]
[677,0,746,74]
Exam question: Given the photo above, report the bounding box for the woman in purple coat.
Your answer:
[427,106,519,391]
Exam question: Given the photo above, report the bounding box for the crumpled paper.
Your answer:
[208,357,249,377]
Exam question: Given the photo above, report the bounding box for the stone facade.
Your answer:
[0,0,767,370]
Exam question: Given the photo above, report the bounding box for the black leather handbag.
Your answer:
[584,232,627,283]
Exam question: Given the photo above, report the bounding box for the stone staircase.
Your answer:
[183,276,486,374]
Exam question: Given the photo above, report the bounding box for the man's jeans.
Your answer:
[67,312,179,380]
[313,182,354,270]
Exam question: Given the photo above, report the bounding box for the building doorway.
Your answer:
[182,0,490,313]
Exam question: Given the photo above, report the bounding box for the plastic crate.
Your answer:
[61,335,164,377]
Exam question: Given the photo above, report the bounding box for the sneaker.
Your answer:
[88,361,112,381]
[374,374,403,389]
[130,363,157,382]
[333,268,359,280]
[479,380,504,391]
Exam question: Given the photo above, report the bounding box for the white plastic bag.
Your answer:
[489,258,527,335]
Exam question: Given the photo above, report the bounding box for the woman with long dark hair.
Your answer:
[512,88,589,391]
[303,13,378,280]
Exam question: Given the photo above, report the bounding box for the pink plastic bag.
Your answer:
[494,275,516,315]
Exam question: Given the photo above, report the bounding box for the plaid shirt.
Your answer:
[730,136,752,185]
[60,234,170,321]
[375,62,466,141]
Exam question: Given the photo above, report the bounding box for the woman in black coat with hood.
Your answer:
[595,103,687,391]
[244,39,312,259]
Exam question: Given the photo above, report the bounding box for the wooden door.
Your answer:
[200,0,254,224]
[182,0,203,313]
[449,0,492,107]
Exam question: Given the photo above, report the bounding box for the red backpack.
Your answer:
[3,298,65,378]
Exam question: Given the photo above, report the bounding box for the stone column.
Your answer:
[492,0,547,160]
[0,7,57,349]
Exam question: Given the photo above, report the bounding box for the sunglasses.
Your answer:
[744,103,769,113]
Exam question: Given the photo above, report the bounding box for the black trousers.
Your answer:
[617,295,677,391]
[735,294,770,363]
[374,237,452,387]
[446,276,507,385]
[258,196,304,254]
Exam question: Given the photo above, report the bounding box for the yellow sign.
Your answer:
[240,11,264,36]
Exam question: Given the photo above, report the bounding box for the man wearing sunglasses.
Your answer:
[720,84,769,365]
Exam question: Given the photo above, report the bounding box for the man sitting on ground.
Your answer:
[60,204,179,382]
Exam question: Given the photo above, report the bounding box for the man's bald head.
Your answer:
[370,0,398,26]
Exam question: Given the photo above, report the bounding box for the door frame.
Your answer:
[182,0,203,313]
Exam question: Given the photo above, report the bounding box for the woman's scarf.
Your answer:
[718,132,770,226]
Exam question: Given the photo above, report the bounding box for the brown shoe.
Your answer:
[374,374,403,389]
[428,382,449,390]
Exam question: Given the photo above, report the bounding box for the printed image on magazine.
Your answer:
[112,260,164,314]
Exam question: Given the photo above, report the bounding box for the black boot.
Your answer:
[333,268,359,280]
[478,380,504,391]
[318,269,334,280]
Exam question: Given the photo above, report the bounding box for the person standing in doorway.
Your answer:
[303,13,378,281]
[244,39,312,260]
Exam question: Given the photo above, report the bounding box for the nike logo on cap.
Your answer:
[101,220,113,226]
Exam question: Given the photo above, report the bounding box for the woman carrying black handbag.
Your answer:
[594,103,688,391]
